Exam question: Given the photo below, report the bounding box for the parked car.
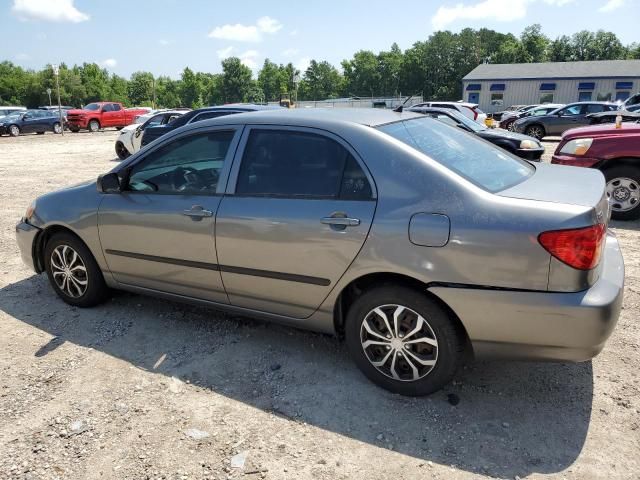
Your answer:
[514,102,618,139]
[0,106,26,119]
[627,104,640,113]
[552,122,640,220]
[411,101,487,124]
[66,102,149,132]
[587,110,640,125]
[16,108,623,396]
[622,93,640,110]
[115,109,187,159]
[140,104,281,148]
[0,109,65,136]
[500,104,564,131]
[491,104,535,122]
[408,106,544,160]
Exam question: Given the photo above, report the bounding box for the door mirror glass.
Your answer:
[97,172,122,194]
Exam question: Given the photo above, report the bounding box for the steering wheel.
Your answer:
[172,166,199,192]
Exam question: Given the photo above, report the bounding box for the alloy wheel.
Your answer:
[9,125,19,136]
[526,126,544,139]
[53,123,62,134]
[50,245,88,298]
[607,177,640,213]
[360,304,438,382]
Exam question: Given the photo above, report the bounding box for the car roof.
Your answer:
[192,107,424,128]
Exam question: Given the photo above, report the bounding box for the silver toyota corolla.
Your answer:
[16,108,624,396]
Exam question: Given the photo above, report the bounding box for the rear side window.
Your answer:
[190,111,237,123]
[236,129,372,199]
[585,104,607,113]
[377,117,534,193]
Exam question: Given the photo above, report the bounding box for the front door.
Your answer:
[547,104,583,135]
[215,127,376,318]
[468,92,479,104]
[102,103,123,127]
[98,128,241,303]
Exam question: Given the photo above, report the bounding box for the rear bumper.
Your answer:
[429,232,624,361]
[516,147,545,161]
[15,221,41,272]
[551,154,601,168]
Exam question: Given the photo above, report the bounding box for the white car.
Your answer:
[115,109,187,159]
[0,106,26,120]
[412,101,487,124]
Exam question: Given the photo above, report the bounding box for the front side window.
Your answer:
[559,105,582,116]
[84,103,101,111]
[377,117,533,193]
[127,131,234,195]
[236,129,371,199]
[143,113,166,129]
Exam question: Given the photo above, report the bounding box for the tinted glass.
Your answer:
[191,111,236,123]
[236,130,351,197]
[102,104,113,112]
[111,103,121,111]
[340,155,372,200]
[377,117,534,193]
[144,113,166,128]
[127,131,234,195]
[84,103,100,111]
[560,105,582,115]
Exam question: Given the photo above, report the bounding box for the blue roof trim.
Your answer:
[578,82,595,90]
[490,83,506,91]
[616,81,633,89]
[466,84,481,91]
[540,83,556,91]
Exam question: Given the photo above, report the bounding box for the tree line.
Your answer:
[1,24,638,109]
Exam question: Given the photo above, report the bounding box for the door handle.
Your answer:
[183,206,213,218]
[321,216,360,227]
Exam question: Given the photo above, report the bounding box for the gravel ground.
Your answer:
[0,131,639,480]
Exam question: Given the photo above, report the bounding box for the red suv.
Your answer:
[552,122,640,220]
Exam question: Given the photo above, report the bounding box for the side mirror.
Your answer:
[97,172,122,194]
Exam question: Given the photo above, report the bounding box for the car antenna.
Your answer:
[393,93,416,113]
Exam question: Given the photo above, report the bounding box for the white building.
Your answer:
[462,60,640,113]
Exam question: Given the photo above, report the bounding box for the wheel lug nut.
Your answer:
[385,346,391,350]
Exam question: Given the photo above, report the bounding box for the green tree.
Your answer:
[548,35,573,61]
[342,50,380,97]
[180,67,202,108]
[378,43,403,96]
[221,57,253,103]
[301,60,342,100]
[156,76,182,108]
[258,59,287,102]
[128,71,154,106]
[520,24,549,62]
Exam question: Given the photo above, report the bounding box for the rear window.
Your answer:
[377,117,534,193]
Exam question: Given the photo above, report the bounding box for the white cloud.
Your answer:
[282,48,300,57]
[15,53,30,60]
[100,58,117,68]
[208,16,283,42]
[256,16,282,34]
[599,0,625,11]
[217,46,234,59]
[295,57,311,73]
[12,0,89,23]
[239,50,260,69]
[431,0,574,29]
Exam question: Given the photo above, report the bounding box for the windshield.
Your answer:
[377,117,534,193]
[84,103,101,111]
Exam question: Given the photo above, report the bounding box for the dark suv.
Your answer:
[513,102,617,139]
[140,104,281,148]
[0,109,65,136]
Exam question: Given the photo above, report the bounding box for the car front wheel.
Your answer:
[53,122,63,134]
[525,124,545,140]
[345,286,465,396]
[115,141,130,160]
[604,165,640,220]
[9,125,20,137]
[88,120,100,132]
[44,232,110,307]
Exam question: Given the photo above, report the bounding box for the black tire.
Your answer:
[603,165,640,221]
[44,232,110,307]
[345,285,465,396]
[8,125,20,137]
[525,124,545,140]
[115,141,130,160]
[115,126,123,131]
[53,122,63,134]
[88,119,100,132]
[36,131,45,135]
[69,126,80,133]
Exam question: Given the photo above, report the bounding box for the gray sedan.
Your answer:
[16,108,624,396]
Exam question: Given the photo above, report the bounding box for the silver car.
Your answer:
[15,109,624,396]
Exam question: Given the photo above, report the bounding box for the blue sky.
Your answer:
[0,0,637,78]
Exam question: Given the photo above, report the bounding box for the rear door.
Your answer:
[215,126,376,318]
[98,127,242,302]
[21,111,42,133]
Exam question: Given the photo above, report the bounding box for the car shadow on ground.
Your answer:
[0,274,594,478]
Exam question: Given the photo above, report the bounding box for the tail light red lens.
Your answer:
[538,224,606,270]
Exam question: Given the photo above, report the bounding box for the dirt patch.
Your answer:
[1,132,639,479]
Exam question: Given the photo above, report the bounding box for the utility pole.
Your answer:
[46,88,52,106]
[52,64,64,136]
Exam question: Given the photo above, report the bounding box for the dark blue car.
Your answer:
[0,109,65,137]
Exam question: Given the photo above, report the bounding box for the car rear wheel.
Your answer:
[53,122,62,134]
[44,232,110,307]
[88,120,100,132]
[345,286,464,396]
[115,141,130,160]
[69,126,80,133]
[525,124,545,140]
[36,131,45,135]
[9,125,20,137]
[604,165,640,220]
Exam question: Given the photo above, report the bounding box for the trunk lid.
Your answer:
[497,163,609,226]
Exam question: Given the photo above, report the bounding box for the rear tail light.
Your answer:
[538,224,606,270]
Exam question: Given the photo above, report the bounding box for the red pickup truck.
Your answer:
[66,102,149,132]
[552,122,640,220]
